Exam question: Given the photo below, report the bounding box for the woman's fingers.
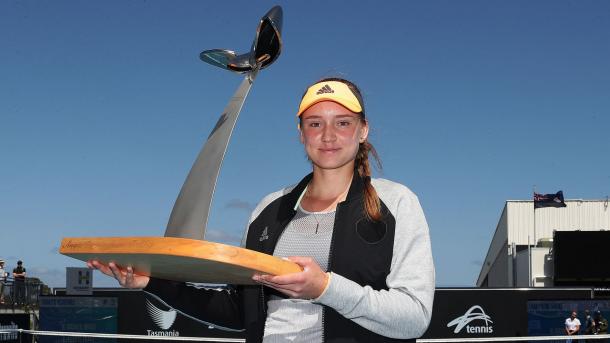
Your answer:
[87,259,149,289]
[90,260,124,285]
[252,256,329,299]
[257,272,303,286]
[88,260,114,278]
[252,276,299,297]
[286,256,315,266]
[108,262,126,286]
[125,266,135,287]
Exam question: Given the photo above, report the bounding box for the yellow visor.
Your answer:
[297,81,363,116]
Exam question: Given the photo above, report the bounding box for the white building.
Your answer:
[477,199,610,287]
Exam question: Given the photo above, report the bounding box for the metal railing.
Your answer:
[0,278,45,308]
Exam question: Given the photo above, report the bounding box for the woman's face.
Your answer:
[299,100,368,172]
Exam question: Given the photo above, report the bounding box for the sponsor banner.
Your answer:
[134,290,243,339]
[51,287,594,340]
[421,288,592,339]
[39,297,118,343]
[0,314,30,343]
[55,288,244,341]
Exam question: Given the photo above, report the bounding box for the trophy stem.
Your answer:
[165,69,259,240]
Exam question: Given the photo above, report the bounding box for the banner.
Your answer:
[421,288,591,339]
[51,287,598,341]
[528,299,610,336]
[39,297,118,343]
[53,289,244,342]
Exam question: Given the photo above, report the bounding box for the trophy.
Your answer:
[60,6,301,285]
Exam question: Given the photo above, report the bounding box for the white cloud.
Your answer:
[224,199,254,212]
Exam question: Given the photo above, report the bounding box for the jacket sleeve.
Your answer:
[315,184,435,339]
[143,278,245,331]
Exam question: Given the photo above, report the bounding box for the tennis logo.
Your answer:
[447,305,494,334]
[146,299,179,336]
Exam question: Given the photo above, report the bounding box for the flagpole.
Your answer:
[527,233,532,287]
[530,185,536,287]
[533,185,537,246]
[530,188,566,287]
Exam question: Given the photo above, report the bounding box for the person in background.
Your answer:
[593,310,608,341]
[565,310,581,343]
[12,260,26,305]
[583,309,595,342]
[0,260,6,304]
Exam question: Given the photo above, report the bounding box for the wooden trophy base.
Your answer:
[60,236,301,285]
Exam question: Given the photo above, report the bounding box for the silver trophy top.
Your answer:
[200,6,283,73]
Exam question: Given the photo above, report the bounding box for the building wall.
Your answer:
[532,247,553,287]
[515,249,529,287]
[507,200,610,246]
[487,242,509,287]
[514,247,553,287]
[478,199,610,287]
[477,205,508,285]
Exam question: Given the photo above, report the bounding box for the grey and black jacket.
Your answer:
[145,173,435,342]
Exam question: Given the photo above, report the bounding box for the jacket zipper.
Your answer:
[322,202,341,342]
[259,285,266,341]
[259,214,295,341]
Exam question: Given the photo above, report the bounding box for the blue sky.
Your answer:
[1,1,609,288]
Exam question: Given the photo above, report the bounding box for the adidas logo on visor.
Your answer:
[316,84,334,95]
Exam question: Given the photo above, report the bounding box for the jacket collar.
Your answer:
[288,171,366,210]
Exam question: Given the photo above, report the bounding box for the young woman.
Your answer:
[89,77,435,342]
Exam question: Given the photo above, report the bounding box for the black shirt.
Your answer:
[13,266,26,280]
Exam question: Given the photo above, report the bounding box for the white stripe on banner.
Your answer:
[1,329,610,342]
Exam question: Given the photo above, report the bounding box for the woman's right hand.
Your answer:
[87,259,150,289]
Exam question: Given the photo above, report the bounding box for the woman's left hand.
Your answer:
[253,256,329,300]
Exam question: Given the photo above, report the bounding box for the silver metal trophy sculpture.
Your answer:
[166,5,283,240]
[61,6,300,285]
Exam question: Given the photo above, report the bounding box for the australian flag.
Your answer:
[534,191,567,208]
